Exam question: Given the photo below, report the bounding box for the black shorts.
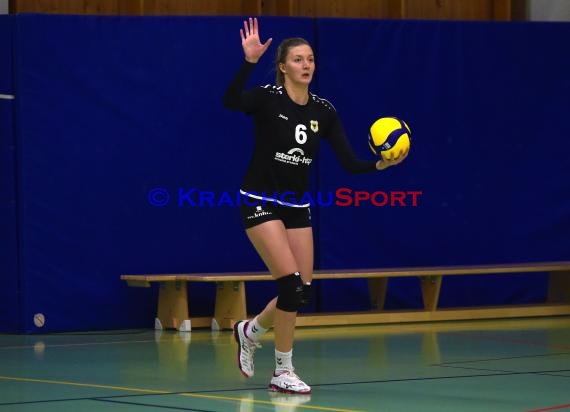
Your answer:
[240,202,311,229]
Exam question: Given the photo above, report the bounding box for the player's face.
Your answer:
[281,45,315,86]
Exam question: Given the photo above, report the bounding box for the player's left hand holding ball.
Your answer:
[376,148,409,170]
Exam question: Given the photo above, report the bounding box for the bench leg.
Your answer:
[156,281,191,332]
[420,275,442,311]
[213,281,247,330]
[368,278,388,310]
[548,270,570,303]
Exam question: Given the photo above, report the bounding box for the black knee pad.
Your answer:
[300,282,312,306]
[276,272,304,312]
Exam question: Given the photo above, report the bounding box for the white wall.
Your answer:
[0,0,8,14]
[529,0,570,21]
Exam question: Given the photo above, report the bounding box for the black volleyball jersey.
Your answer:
[223,61,377,207]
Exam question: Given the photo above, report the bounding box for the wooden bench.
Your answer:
[121,261,570,331]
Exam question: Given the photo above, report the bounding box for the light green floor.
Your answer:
[1,317,569,411]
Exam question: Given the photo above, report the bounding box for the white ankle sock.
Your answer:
[246,316,268,342]
[275,349,293,374]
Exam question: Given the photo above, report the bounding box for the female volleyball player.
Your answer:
[223,18,408,394]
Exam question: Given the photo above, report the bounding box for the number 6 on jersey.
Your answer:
[295,124,308,145]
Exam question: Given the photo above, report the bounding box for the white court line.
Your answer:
[0,375,361,412]
[0,93,15,100]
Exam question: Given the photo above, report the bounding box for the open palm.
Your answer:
[240,17,272,64]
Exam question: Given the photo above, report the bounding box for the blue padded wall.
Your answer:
[15,14,314,332]
[316,19,570,311]
[8,15,570,332]
[0,15,20,332]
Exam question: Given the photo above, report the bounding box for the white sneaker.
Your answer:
[269,370,311,394]
[233,320,261,378]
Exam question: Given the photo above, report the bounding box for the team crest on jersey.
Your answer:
[310,120,319,133]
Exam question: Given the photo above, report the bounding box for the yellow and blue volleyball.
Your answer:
[368,117,411,160]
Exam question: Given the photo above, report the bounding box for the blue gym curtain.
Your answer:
[5,15,570,332]
[14,15,314,332]
[316,19,570,310]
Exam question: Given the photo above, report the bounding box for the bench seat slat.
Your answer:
[121,261,570,283]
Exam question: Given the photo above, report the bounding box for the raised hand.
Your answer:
[240,17,273,64]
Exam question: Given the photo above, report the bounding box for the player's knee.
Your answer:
[276,272,304,312]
